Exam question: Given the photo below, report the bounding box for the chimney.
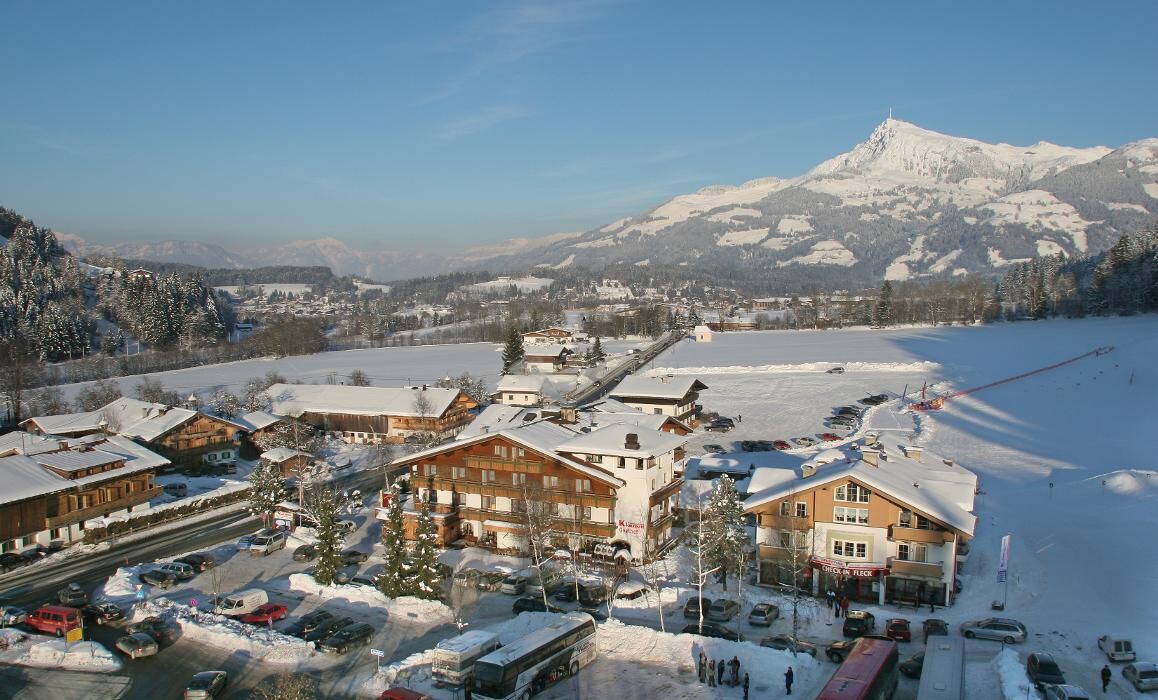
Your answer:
[142,408,150,419]
[58,440,69,451]
[481,425,489,433]
[625,433,640,450]
[864,431,878,446]
[942,458,954,467]
[801,462,816,479]
[862,448,879,467]
[561,406,578,424]
[422,384,428,391]
[903,445,923,462]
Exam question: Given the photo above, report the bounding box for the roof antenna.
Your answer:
[888,107,893,120]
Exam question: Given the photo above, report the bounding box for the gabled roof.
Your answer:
[522,344,574,358]
[455,404,533,440]
[555,424,686,459]
[395,420,623,488]
[232,411,282,432]
[0,455,74,504]
[610,375,708,400]
[496,375,546,393]
[34,449,122,473]
[261,447,312,462]
[743,439,977,536]
[265,383,469,418]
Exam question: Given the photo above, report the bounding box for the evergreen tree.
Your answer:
[501,326,524,374]
[376,483,407,597]
[311,489,344,585]
[590,336,606,363]
[874,281,894,327]
[248,462,284,528]
[702,476,748,590]
[407,496,443,600]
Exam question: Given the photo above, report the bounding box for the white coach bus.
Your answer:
[471,613,597,700]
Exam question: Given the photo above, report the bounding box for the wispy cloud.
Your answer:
[435,105,525,141]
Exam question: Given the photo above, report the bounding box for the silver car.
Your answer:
[959,617,1027,643]
[1123,662,1158,692]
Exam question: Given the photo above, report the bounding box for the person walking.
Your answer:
[708,660,716,687]
[1101,665,1112,692]
[717,658,726,686]
[826,589,836,611]
[743,673,750,700]
[840,595,850,618]
[698,651,706,683]
[785,666,794,695]
[730,656,740,686]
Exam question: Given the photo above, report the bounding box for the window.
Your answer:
[779,502,791,517]
[493,445,507,458]
[512,473,526,486]
[834,483,871,503]
[832,539,868,559]
[557,503,573,518]
[897,542,927,562]
[582,506,592,520]
[481,469,496,483]
[777,530,808,549]
[795,502,808,518]
[618,456,626,468]
[899,509,912,527]
[481,495,496,510]
[515,447,525,458]
[506,394,514,400]
[834,506,869,524]
[422,464,437,476]
[451,466,466,480]
[511,499,527,513]
[543,475,559,489]
[575,478,591,493]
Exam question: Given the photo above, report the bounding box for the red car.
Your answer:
[239,603,288,625]
[819,433,842,442]
[885,618,912,642]
[772,440,792,450]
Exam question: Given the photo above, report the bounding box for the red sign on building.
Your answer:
[811,557,889,578]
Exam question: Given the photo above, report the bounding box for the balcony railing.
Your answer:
[888,524,951,544]
[464,456,545,474]
[47,486,164,527]
[887,557,944,578]
[429,477,614,509]
[455,507,616,537]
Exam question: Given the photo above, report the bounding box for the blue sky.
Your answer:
[2,1,1156,251]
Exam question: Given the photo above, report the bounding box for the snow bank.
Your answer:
[287,574,452,623]
[20,640,122,672]
[95,565,142,602]
[991,647,1031,699]
[650,360,939,376]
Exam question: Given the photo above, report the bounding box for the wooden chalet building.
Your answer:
[521,345,574,373]
[0,432,168,551]
[609,375,707,425]
[265,383,476,444]
[522,327,577,345]
[260,447,313,478]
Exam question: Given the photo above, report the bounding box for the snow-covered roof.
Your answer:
[455,404,536,440]
[496,375,546,393]
[0,431,67,456]
[610,375,708,400]
[556,424,685,459]
[261,447,312,462]
[265,383,466,418]
[744,437,977,535]
[693,325,713,333]
[232,411,282,431]
[0,455,74,504]
[523,344,574,358]
[74,434,170,471]
[34,449,122,473]
[0,431,170,472]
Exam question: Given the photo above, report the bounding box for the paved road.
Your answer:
[565,331,683,406]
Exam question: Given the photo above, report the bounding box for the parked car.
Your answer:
[1041,684,1092,700]
[827,416,858,427]
[175,553,216,572]
[923,618,949,640]
[706,417,735,432]
[703,444,727,454]
[81,602,125,626]
[1097,635,1136,662]
[476,571,507,591]
[116,632,160,659]
[25,605,82,636]
[249,529,288,556]
[348,576,376,588]
[793,436,818,447]
[239,603,288,625]
[681,622,742,642]
[0,552,30,572]
[286,609,335,638]
[884,618,912,642]
[213,589,269,617]
[842,610,876,638]
[318,623,374,654]
[127,616,180,645]
[683,597,712,619]
[336,519,358,532]
[236,535,254,551]
[291,544,317,562]
[819,433,842,442]
[139,569,178,589]
[1122,662,1158,692]
[772,440,792,450]
[826,639,859,663]
[899,651,925,678]
[959,617,1027,643]
[706,599,740,622]
[153,561,197,581]
[512,596,564,615]
[760,635,817,656]
[57,582,89,606]
[835,406,866,417]
[826,367,845,374]
[377,690,435,700]
[0,606,28,627]
[748,603,780,627]
[1027,652,1066,689]
[500,574,527,595]
[339,549,370,565]
[554,584,586,602]
[304,616,355,643]
[615,582,651,600]
[184,670,228,699]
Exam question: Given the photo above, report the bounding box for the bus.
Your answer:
[472,613,598,700]
[917,637,965,700]
[432,630,502,687]
[817,635,899,700]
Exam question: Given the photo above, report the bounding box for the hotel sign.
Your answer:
[812,557,888,578]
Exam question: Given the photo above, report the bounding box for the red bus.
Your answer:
[816,635,899,700]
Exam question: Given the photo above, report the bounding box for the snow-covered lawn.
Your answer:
[0,629,121,673]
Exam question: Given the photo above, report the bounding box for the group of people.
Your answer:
[826,589,851,618]
[695,651,794,697]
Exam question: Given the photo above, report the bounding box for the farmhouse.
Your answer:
[743,438,976,607]
[521,327,576,345]
[260,447,313,478]
[493,375,546,407]
[265,383,476,444]
[609,375,707,424]
[521,344,574,373]
[693,325,714,342]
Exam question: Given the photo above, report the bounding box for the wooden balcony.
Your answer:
[431,478,614,509]
[888,524,951,544]
[887,557,943,578]
[464,456,545,474]
[456,507,616,538]
[649,478,683,506]
[47,486,163,527]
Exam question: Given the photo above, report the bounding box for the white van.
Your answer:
[525,569,562,596]
[214,588,269,616]
[249,530,288,556]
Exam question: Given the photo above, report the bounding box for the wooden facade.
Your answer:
[144,413,243,468]
[297,391,476,444]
